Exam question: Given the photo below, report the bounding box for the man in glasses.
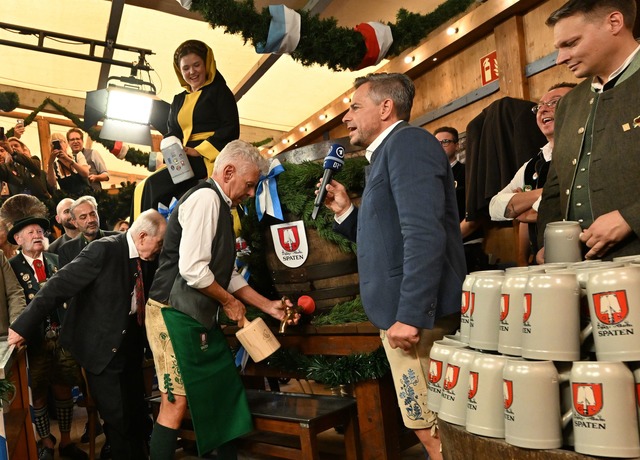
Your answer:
[538,0,640,261]
[66,128,110,192]
[489,83,575,264]
[434,126,488,272]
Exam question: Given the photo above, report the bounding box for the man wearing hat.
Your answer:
[1,194,87,460]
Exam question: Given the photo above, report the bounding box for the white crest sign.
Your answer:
[270,220,308,268]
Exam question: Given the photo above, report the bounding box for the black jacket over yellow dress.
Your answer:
[132,42,239,220]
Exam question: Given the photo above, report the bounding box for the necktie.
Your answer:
[135,259,145,326]
[33,259,46,283]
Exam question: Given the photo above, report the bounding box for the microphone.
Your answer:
[311,143,345,220]
[279,295,316,333]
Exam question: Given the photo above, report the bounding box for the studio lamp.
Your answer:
[84,74,170,146]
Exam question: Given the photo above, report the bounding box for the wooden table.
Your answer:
[0,342,37,459]
[225,321,418,460]
[438,418,634,460]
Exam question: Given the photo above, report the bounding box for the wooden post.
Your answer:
[495,15,530,100]
[353,374,402,460]
[36,118,52,169]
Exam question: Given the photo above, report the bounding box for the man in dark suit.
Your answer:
[58,195,118,267]
[8,209,167,460]
[57,195,118,456]
[2,194,87,460]
[434,126,488,272]
[47,198,79,255]
[321,73,465,460]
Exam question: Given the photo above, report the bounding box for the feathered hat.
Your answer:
[0,194,50,245]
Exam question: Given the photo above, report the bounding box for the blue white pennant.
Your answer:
[255,5,301,54]
[256,159,285,221]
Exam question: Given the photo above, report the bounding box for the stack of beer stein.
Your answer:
[427,221,640,458]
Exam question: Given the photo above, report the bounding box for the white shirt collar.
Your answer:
[592,44,640,92]
[22,252,45,270]
[211,178,233,208]
[542,142,553,162]
[365,121,403,163]
[126,230,139,260]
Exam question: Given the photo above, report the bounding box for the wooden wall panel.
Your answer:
[495,16,529,99]
[528,68,582,101]
[522,0,567,63]
[412,35,497,118]
[422,92,503,135]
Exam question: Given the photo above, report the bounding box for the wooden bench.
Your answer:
[148,389,361,460]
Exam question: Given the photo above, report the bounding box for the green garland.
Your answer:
[0,92,19,112]
[266,347,389,387]
[312,296,367,326]
[191,0,475,71]
[0,377,16,407]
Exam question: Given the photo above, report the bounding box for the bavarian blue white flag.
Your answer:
[256,5,301,54]
[256,159,285,221]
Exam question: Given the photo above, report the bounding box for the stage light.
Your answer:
[447,27,459,35]
[84,64,170,147]
[105,87,154,124]
[319,114,327,121]
[299,126,307,132]
[404,55,415,64]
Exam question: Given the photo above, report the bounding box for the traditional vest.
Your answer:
[523,150,550,255]
[149,179,235,329]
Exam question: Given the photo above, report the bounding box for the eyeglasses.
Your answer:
[531,98,561,114]
[439,139,456,146]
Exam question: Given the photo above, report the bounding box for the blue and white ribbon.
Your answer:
[158,197,178,222]
[256,159,285,221]
[255,5,301,54]
[234,346,250,372]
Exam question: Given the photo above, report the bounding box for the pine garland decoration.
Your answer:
[190,0,475,71]
[0,378,16,407]
[265,347,389,387]
[305,348,390,387]
[312,296,367,326]
[0,92,19,113]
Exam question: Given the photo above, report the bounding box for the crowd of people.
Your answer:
[0,0,636,459]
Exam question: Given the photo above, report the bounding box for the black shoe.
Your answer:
[37,446,54,460]
[37,434,56,460]
[59,443,89,460]
[99,442,112,459]
[80,421,104,443]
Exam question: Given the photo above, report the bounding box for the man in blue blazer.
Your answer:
[323,73,466,459]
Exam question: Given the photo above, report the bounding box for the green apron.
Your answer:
[162,307,253,455]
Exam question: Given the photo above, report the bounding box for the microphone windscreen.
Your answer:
[297,295,316,314]
[322,144,345,172]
